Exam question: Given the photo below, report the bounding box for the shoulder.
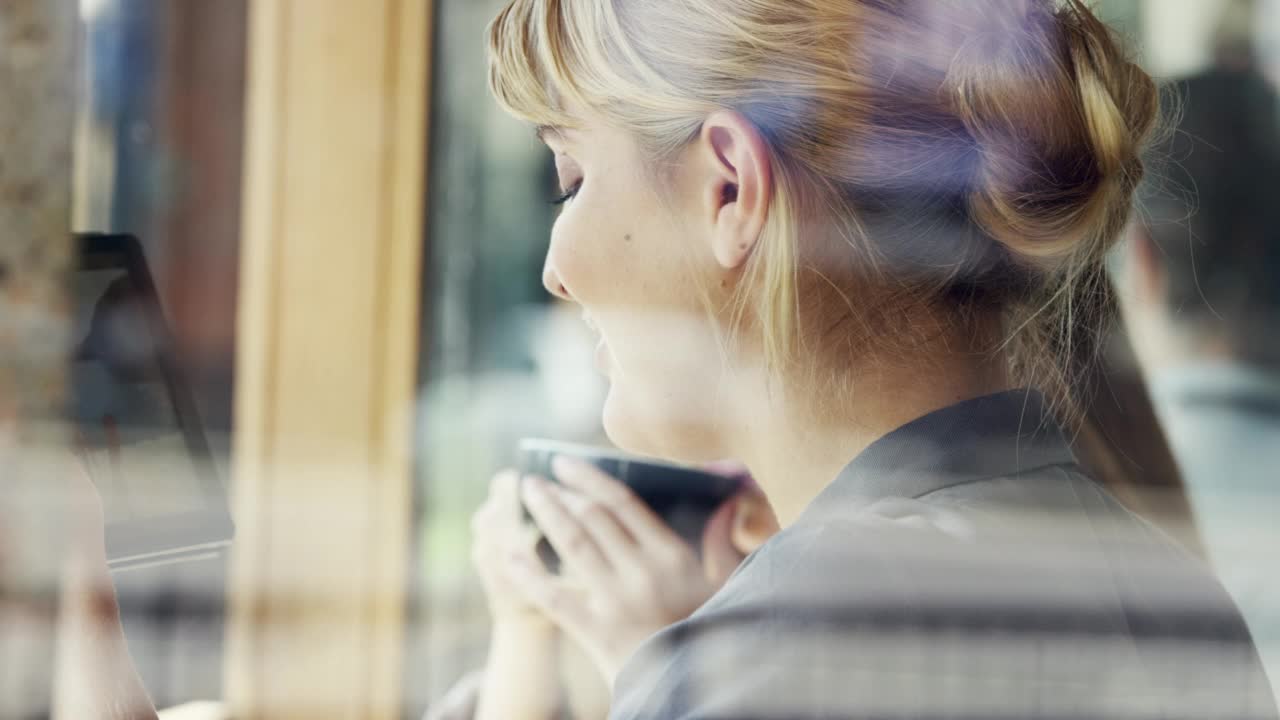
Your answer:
[610,474,1275,719]
[704,465,1216,618]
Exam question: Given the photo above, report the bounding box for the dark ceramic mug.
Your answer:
[516,438,745,573]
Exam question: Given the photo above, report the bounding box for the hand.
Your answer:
[53,455,159,720]
[61,455,110,582]
[470,474,569,720]
[0,446,156,719]
[470,470,552,626]
[506,456,721,685]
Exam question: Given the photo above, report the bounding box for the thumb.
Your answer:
[700,496,745,588]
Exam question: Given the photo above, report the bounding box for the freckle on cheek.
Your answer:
[624,234,632,242]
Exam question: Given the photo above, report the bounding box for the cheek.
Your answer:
[549,189,699,336]
[547,215,628,299]
[595,272,732,461]
[545,176,645,304]
[546,164,732,459]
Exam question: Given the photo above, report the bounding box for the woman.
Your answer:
[480,0,1275,718]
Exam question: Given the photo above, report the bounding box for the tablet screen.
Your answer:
[71,260,210,524]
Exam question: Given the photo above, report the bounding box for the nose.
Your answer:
[542,256,574,302]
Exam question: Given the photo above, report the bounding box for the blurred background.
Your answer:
[70,0,244,708]
[0,0,1277,717]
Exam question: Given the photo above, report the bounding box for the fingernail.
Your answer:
[551,455,584,477]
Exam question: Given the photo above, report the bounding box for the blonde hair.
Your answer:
[487,0,1158,420]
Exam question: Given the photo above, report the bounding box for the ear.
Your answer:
[694,110,773,269]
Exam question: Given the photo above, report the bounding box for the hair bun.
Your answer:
[944,0,1158,270]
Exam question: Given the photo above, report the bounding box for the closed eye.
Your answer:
[550,180,582,206]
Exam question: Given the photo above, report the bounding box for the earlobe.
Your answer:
[712,212,754,269]
[700,111,772,270]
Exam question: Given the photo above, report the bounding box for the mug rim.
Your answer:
[517,437,704,475]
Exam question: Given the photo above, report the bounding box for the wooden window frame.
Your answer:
[224,1,432,717]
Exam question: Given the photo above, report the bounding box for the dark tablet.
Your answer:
[71,233,234,570]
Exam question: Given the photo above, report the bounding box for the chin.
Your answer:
[600,379,721,465]
[600,384,653,455]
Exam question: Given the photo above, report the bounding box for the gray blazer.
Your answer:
[609,390,1276,720]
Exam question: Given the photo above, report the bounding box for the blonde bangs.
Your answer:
[486,0,609,130]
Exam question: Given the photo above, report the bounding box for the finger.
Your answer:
[472,470,525,542]
[699,495,744,587]
[471,472,538,555]
[555,487,645,569]
[522,475,612,581]
[490,469,522,518]
[505,546,593,633]
[551,456,672,546]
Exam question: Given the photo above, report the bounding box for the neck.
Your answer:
[725,330,1010,527]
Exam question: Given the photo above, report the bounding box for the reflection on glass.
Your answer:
[71,269,205,521]
[413,1,1280,719]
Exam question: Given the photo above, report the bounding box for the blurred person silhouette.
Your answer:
[2,276,168,717]
[72,275,176,445]
[1212,0,1273,75]
[482,0,1277,717]
[0,453,160,719]
[1117,14,1280,699]
[78,277,159,381]
[427,463,779,720]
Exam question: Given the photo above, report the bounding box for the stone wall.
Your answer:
[0,1,79,717]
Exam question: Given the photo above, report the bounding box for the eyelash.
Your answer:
[550,181,582,206]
